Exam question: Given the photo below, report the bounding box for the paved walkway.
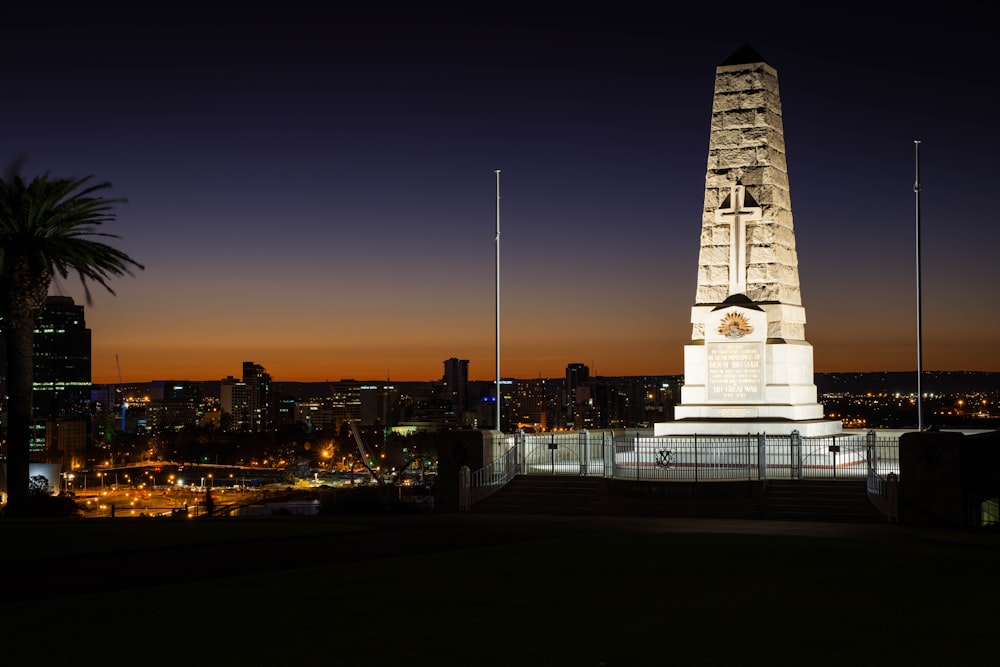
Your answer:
[2,510,945,607]
[334,511,912,546]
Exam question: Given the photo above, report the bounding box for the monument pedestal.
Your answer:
[657,299,842,438]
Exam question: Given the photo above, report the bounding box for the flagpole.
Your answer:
[495,169,502,432]
[914,141,924,430]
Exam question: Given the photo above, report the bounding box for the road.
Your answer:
[74,487,264,517]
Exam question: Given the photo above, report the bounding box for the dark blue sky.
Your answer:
[3,3,997,382]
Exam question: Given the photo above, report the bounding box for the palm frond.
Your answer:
[0,166,143,308]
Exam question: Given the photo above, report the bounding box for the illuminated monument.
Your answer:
[656,45,841,437]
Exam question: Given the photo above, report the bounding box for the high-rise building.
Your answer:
[360,383,399,428]
[243,361,273,431]
[148,380,203,429]
[294,400,335,432]
[565,363,590,428]
[217,365,272,433]
[220,375,252,432]
[566,363,589,394]
[329,380,362,431]
[510,378,547,431]
[442,358,469,424]
[31,296,92,461]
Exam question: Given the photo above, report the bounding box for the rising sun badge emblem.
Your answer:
[718,312,753,339]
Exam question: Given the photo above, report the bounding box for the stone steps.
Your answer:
[471,475,887,523]
[472,475,603,516]
[762,479,884,523]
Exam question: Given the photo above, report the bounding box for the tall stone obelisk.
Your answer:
[656,45,841,437]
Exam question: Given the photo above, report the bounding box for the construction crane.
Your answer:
[346,420,385,488]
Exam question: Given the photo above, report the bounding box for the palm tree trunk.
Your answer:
[2,258,48,516]
[4,314,34,516]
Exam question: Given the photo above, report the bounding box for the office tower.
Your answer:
[148,380,203,429]
[360,383,399,429]
[510,378,547,431]
[32,296,92,464]
[442,358,469,422]
[220,375,252,432]
[565,363,590,428]
[242,361,273,432]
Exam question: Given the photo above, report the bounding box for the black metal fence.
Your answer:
[514,429,900,482]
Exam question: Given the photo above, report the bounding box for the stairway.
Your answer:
[470,475,888,523]
[763,479,885,523]
[472,475,603,516]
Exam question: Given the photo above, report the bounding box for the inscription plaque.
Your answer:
[706,341,764,402]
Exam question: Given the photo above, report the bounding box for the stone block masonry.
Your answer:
[658,45,841,438]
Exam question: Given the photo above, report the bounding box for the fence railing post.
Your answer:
[791,430,802,479]
[521,429,528,475]
[756,433,766,481]
[694,434,698,483]
[580,429,589,476]
[832,435,838,479]
[635,432,641,481]
[745,434,750,481]
[604,431,614,478]
[866,429,876,474]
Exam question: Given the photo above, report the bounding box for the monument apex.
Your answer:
[718,43,770,67]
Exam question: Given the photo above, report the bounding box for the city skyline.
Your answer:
[4,5,999,384]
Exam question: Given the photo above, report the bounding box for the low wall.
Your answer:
[899,430,1000,528]
[434,430,487,512]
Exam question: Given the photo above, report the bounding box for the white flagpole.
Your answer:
[914,141,924,430]
[495,169,502,432]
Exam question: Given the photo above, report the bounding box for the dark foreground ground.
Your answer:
[1,513,997,666]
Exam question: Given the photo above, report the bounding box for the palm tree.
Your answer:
[0,166,142,515]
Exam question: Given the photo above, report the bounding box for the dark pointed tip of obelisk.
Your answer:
[720,44,769,67]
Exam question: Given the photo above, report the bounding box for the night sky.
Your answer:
[4,3,998,384]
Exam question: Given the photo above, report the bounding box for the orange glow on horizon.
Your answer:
[88,334,1000,384]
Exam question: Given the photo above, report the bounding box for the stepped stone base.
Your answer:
[654,418,844,437]
[668,303,840,438]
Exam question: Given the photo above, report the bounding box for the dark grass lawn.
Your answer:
[1,515,997,666]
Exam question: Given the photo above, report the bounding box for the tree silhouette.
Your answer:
[1,163,142,516]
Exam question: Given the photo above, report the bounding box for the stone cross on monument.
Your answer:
[655,44,841,438]
[715,184,762,296]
